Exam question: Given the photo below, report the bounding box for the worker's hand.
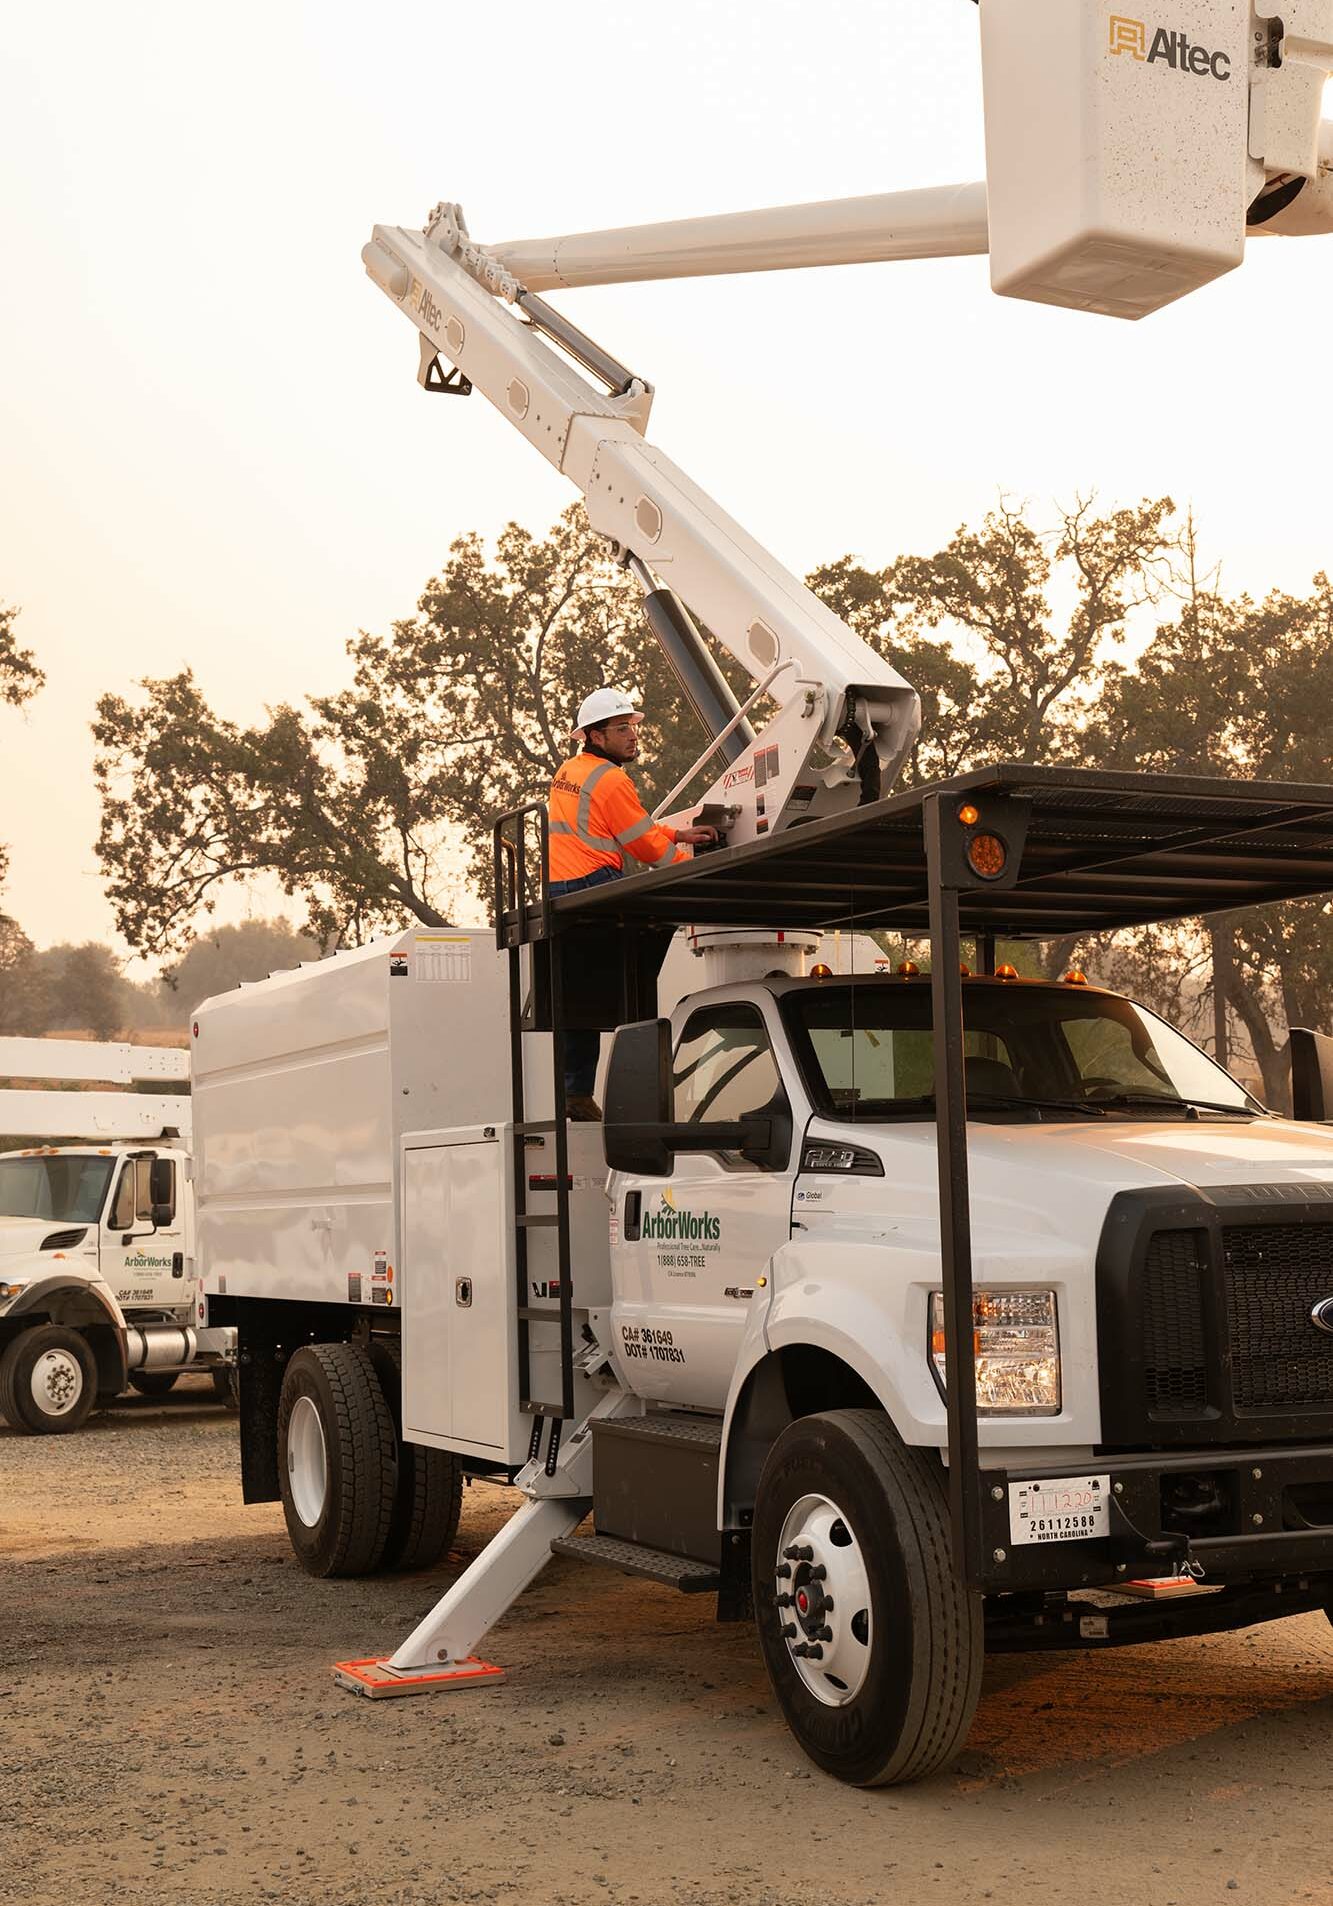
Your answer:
[678,825,718,846]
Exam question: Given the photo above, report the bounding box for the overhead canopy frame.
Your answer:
[546,765,1333,940]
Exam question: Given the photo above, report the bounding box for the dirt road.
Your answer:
[4,1384,1333,1906]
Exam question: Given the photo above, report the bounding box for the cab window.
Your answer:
[109,1165,136,1232]
[674,1004,781,1126]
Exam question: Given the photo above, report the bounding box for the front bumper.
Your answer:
[980,1442,1333,1593]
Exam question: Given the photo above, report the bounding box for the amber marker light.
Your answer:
[957,802,980,826]
[965,831,1008,880]
[1063,969,1089,986]
[896,960,919,976]
[995,963,1019,980]
[810,963,833,978]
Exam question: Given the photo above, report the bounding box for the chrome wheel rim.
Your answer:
[287,1395,329,1527]
[30,1347,83,1418]
[775,1492,872,1707]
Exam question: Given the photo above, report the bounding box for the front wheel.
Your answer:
[0,1326,98,1435]
[751,1409,982,1787]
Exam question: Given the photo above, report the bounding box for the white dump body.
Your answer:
[193,927,515,1309]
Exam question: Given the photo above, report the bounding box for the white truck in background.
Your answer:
[0,1038,236,1433]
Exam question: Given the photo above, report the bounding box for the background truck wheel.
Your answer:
[276,1344,397,1578]
[128,1369,179,1398]
[751,1408,983,1787]
[0,1326,98,1435]
[211,1366,240,1410]
[368,1338,463,1572]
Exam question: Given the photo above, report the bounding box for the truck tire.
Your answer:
[0,1326,98,1435]
[367,1338,463,1572]
[751,1409,983,1787]
[129,1370,179,1398]
[277,1344,397,1578]
[211,1366,240,1410]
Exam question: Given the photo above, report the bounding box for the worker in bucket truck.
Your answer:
[548,686,716,1119]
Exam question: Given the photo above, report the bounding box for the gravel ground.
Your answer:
[5,1381,1333,1906]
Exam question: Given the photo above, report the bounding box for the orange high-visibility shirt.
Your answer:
[547,751,687,881]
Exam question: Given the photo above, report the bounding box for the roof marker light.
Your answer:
[897,960,920,976]
[1063,969,1089,986]
[995,963,1018,980]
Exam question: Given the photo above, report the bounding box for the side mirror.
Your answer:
[149,1157,176,1223]
[1291,1028,1333,1122]
[603,1019,794,1174]
[604,1019,674,1176]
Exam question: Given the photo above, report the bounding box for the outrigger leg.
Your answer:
[333,1390,636,1697]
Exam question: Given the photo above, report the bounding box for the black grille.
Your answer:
[1142,1231,1208,1414]
[1224,1223,1333,1410]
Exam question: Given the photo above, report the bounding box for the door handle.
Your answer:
[172,1252,184,1278]
[455,1277,473,1308]
[623,1191,642,1241]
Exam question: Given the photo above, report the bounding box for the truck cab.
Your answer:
[0,1039,233,1434]
[605,969,1288,1437]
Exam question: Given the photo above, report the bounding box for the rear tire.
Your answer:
[129,1369,180,1398]
[277,1344,396,1577]
[751,1409,982,1787]
[0,1326,98,1435]
[368,1338,463,1572]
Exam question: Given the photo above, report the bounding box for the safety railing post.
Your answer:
[924,792,985,1589]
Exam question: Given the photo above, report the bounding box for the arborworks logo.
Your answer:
[641,1188,721,1243]
[1109,16,1232,78]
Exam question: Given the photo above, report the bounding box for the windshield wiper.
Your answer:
[965,1091,1108,1119]
[1082,1091,1258,1118]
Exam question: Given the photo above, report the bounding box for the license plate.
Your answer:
[1008,1474,1110,1546]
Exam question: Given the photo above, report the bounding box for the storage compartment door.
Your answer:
[402,1136,514,1456]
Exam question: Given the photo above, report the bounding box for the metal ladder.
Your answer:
[493,803,575,1448]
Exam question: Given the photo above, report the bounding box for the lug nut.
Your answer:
[807,1564,827,1582]
[817,1626,833,1642]
[776,1593,793,1609]
[781,1623,796,1638]
[775,1563,792,1580]
[783,1544,813,1562]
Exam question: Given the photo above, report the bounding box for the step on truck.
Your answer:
[0,1039,235,1433]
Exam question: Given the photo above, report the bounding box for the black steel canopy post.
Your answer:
[924,792,985,1589]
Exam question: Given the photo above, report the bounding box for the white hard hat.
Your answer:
[573,687,641,738]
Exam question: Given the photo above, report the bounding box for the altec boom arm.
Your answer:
[361,213,921,847]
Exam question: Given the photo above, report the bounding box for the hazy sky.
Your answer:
[3,1,1330,962]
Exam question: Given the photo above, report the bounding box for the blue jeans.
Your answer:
[547,865,623,1099]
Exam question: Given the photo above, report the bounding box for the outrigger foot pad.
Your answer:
[332,1655,505,1699]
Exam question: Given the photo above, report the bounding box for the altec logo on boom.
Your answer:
[1109,15,1233,78]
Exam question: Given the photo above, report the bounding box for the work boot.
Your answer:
[566,1094,603,1122]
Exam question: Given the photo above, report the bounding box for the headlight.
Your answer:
[929,1289,1061,1415]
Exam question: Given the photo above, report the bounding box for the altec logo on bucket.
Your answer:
[1109,16,1232,78]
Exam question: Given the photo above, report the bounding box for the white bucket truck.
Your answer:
[202,0,1333,1784]
[0,1038,235,1433]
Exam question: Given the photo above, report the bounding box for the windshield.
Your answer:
[782,982,1258,1122]
[0,1155,114,1224]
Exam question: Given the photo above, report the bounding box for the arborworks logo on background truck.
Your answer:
[1109,16,1233,78]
